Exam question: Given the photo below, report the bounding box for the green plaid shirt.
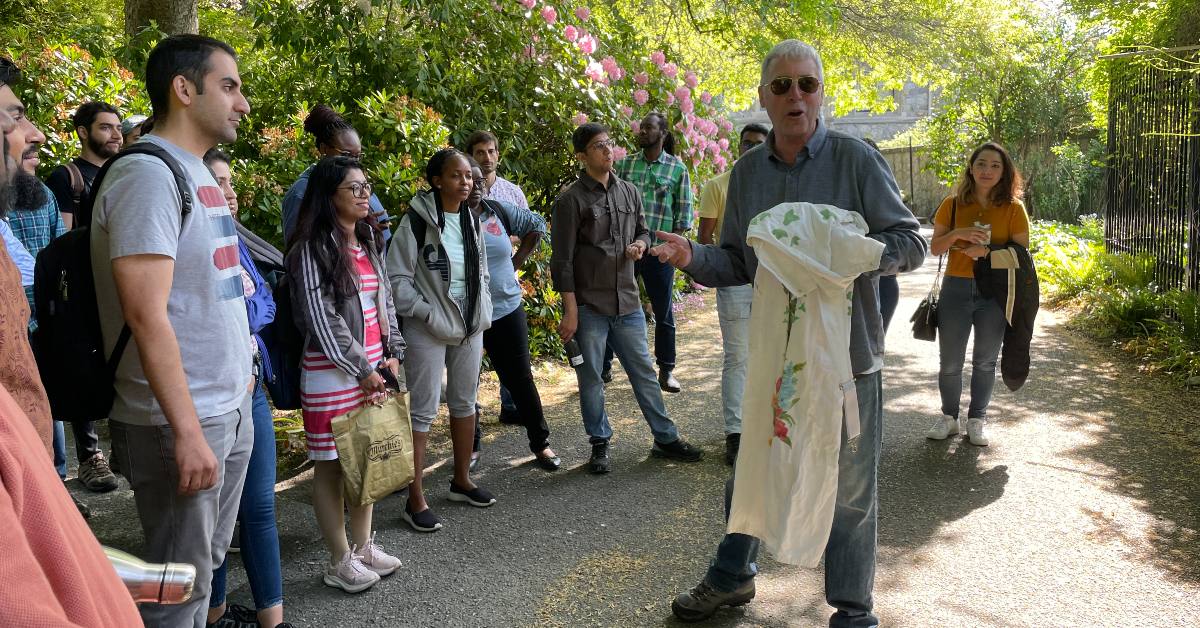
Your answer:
[615,151,693,234]
[9,183,66,329]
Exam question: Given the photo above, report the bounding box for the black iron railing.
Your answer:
[1105,51,1200,291]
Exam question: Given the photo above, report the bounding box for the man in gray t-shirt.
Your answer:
[90,35,254,628]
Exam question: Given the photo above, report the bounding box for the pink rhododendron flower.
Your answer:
[633,89,649,106]
[572,112,589,126]
[522,45,535,59]
[620,105,634,117]
[714,155,728,172]
[701,91,712,104]
[630,120,641,134]
[719,138,730,150]
[611,146,627,161]
[679,99,694,114]
[601,56,620,76]
[665,93,675,105]
[674,85,690,101]
[706,141,719,155]
[575,7,590,20]
[684,71,698,88]
[518,0,535,9]
[584,61,605,82]
[650,50,667,66]
[541,6,557,23]
[563,25,579,41]
[720,119,734,132]
[577,34,597,55]
[633,72,649,86]
[661,62,678,78]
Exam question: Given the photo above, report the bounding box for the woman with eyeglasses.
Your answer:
[285,156,404,593]
[386,148,495,533]
[925,142,1029,447]
[282,104,391,244]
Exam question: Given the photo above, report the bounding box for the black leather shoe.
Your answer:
[534,450,561,471]
[589,442,610,474]
[651,437,703,462]
[659,369,681,393]
[601,367,613,384]
[724,433,741,466]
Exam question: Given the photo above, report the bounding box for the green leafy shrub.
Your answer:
[1030,216,1105,301]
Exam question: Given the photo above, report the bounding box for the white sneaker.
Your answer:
[358,532,402,577]
[323,547,380,593]
[925,415,960,440]
[966,419,990,446]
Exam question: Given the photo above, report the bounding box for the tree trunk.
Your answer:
[125,0,199,38]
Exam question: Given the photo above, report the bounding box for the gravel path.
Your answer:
[76,252,1200,627]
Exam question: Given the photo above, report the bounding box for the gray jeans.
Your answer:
[403,317,484,431]
[110,396,253,628]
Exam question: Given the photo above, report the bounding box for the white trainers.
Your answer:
[925,415,960,440]
[358,532,402,577]
[966,418,990,446]
[323,547,380,593]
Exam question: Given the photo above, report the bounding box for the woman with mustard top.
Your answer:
[926,142,1029,447]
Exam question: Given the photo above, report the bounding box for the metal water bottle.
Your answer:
[564,338,585,368]
[104,546,196,604]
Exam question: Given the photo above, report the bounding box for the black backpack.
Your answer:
[31,143,191,422]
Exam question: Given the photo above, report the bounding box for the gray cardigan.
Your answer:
[286,235,404,381]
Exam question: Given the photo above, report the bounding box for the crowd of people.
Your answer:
[0,31,1034,628]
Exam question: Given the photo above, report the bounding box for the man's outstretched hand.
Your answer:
[648,231,693,268]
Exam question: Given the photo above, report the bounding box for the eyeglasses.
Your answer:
[337,149,365,160]
[739,138,765,151]
[338,182,373,198]
[763,75,822,96]
[588,139,617,152]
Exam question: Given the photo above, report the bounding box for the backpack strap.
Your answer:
[86,143,194,372]
[64,161,85,212]
[78,143,194,229]
[407,210,427,250]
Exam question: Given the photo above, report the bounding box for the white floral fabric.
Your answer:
[727,202,884,567]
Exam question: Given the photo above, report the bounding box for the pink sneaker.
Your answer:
[358,532,402,577]
[323,548,379,593]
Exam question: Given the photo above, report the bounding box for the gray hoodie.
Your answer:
[387,190,491,344]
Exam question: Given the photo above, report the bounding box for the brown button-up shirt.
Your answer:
[550,170,652,317]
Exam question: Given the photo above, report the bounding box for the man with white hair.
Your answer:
[653,40,926,625]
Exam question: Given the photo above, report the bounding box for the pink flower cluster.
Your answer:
[650,50,666,66]
[517,0,535,9]
[633,71,649,86]
[620,105,633,118]
[633,89,649,106]
[572,112,589,126]
[661,62,678,79]
[601,56,623,81]
[611,145,628,161]
[700,91,712,104]
[563,25,579,42]
[584,61,605,83]
[684,71,698,88]
[575,7,590,20]
[541,5,556,23]
[577,33,597,55]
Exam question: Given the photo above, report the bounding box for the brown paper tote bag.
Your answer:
[331,394,415,507]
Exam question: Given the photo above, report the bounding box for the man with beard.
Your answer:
[0,57,54,454]
[41,101,122,494]
[45,101,123,229]
[604,111,693,393]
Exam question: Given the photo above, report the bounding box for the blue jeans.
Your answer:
[716,284,753,435]
[575,305,679,445]
[706,371,883,628]
[211,382,283,611]
[602,254,678,371]
[937,277,1006,420]
[52,420,67,479]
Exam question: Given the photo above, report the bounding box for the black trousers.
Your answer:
[475,306,551,453]
[72,420,101,462]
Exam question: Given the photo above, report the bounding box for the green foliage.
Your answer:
[1035,217,1200,381]
[1030,217,1105,301]
[905,8,1105,222]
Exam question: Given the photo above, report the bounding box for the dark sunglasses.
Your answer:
[764,75,821,96]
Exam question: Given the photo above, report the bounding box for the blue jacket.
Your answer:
[239,237,277,380]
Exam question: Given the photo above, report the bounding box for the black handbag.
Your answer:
[911,256,942,341]
[911,199,955,341]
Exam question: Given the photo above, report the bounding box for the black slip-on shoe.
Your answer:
[651,438,704,462]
